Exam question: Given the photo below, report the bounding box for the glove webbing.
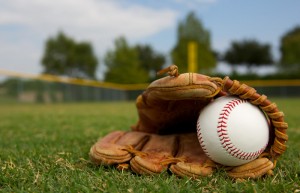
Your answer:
[223,77,288,161]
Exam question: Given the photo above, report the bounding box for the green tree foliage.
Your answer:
[41,32,98,79]
[280,26,300,68]
[135,45,166,81]
[171,12,216,73]
[104,37,148,84]
[223,39,273,71]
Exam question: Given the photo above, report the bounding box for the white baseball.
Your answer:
[197,96,269,166]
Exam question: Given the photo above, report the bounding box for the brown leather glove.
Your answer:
[89,65,288,179]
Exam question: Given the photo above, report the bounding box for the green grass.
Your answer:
[0,99,299,193]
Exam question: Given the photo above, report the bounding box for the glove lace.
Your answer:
[223,76,288,161]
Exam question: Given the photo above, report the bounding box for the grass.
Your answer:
[0,99,299,192]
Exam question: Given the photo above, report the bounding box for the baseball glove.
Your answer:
[89,65,288,179]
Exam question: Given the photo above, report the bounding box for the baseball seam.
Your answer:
[217,99,265,160]
[197,98,266,161]
[197,120,210,156]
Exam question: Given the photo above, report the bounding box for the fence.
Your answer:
[0,69,300,103]
[0,69,147,102]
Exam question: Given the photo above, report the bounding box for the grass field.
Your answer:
[0,98,299,192]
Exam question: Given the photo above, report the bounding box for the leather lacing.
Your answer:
[222,77,288,163]
[127,66,288,172]
[157,64,179,77]
[157,66,288,165]
[122,145,148,157]
[123,146,187,167]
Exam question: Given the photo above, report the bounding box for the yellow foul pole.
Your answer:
[187,41,198,72]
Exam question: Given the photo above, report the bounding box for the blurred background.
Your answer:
[1,0,300,103]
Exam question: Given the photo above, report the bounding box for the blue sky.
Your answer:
[0,0,299,78]
[138,0,300,56]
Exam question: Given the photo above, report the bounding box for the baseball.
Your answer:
[197,96,269,166]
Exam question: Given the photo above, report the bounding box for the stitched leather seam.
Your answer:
[217,99,265,160]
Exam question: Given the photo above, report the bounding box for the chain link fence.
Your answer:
[0,70,300,103]
[0,79,145,103]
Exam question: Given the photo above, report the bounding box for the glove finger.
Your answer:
[227,158,274,179]
[89,131,149,165]
[170,162,213,178]
[130,134,177,175]
[170,133,214,178]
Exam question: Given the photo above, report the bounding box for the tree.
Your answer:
[72,42,98,78]
[223,39,273,72]
[135,45,166,81]
[171,12,216,73]
[41,32,98,79]
[104,37,148,84]
[280,26,300,69]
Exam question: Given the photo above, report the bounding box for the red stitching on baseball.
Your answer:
[197,98,267,162]
[217,99,265,160]
[197,120,210,155]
